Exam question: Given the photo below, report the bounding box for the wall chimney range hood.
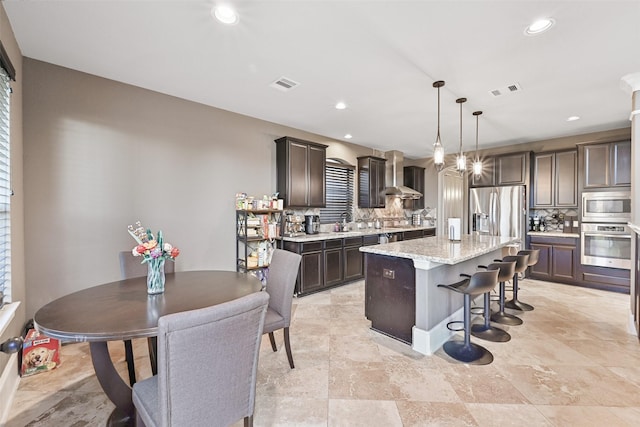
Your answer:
[384,150,423,200]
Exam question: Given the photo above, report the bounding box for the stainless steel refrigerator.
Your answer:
[469,185,527,251]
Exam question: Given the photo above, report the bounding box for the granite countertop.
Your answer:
[528,231,580,238]
[359,234,519,265]
[279,226,436,242]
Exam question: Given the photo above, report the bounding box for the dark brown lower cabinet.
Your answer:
[529,234,630,293]
[344,237,365,281]
[324,239,344,287]
[529,236,578,284]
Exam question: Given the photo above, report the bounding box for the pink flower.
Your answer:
[170,247,180,258]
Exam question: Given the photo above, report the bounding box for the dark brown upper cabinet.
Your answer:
[532,150,578,208]
[403,166,425,210]
[357,156,386,208]
[275,136,327,208]
[470,152,529,187]
[581,140,631,189]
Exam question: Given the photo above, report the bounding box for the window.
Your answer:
[319,161,354,224]
[0,51,12,308]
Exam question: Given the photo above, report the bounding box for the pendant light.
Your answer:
[472,111,483,176]
[432,80,445,171]
[455,97,467,174]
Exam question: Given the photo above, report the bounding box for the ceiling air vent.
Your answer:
[489,82,522,97]
[270,76,300,92]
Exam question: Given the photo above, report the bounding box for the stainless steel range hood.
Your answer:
[384,150,423,200]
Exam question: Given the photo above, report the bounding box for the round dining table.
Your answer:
[34,270,264,427]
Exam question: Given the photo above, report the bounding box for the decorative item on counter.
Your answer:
[127,221,180,295]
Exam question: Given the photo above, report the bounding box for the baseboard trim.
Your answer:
[0,353,20,426]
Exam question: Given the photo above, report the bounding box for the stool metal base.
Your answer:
[505,299,534,311]
[490,311,523,326]
[470,323,511,342]
[442,340,494,365]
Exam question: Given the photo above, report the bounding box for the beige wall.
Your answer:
[0,2,25,389]
[23,59,374,319]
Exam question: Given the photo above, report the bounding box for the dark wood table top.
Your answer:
[34,271,263,342]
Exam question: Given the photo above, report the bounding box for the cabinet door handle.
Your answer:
[582,233,631,239]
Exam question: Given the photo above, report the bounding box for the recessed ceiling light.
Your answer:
[212,5,239,25]
[335,102,347,110]
[344,134,353,139]
[525,17,555,35]
[567,116,580,122]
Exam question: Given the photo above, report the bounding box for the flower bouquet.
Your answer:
[127,221,180,294]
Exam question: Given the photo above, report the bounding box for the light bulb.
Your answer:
[456,153,466,173]
[473,159,483,176]
[433,141,445,170]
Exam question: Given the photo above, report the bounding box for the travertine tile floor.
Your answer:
[5,278,640,426]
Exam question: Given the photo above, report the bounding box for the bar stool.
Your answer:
[470,261,517,342]
[490,254,528,326]
[438,269,500,365]
[505,249,539,312]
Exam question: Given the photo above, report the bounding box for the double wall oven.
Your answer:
[581,191,632,270]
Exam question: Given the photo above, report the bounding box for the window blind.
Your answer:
[320,163,354,224]
[0,68,11,306]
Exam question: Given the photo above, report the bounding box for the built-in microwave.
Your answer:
[582,191,631,223]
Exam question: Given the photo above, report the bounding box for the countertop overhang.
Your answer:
[279,225,436,242]
[360,234,519,265]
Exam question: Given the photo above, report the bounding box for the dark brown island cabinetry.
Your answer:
[403,166,425,210]
[580,140,631,189]
[364,253,415,344]
[532,150,578,208]
[275,136,327,208]
[529,235,578,283]
[471,152,530,187]
[358,156,386,208]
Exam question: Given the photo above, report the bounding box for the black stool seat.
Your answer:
[438,269,499,365]
[471,261,516,342]
[491,254,527,326]
[505,249,538,312]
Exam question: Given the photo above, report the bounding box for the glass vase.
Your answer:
[147,257,166,295]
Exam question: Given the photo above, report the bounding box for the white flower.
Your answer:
[163,243,173,252]
[132,247,141,257]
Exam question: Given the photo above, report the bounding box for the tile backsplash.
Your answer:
[530,208,579,232]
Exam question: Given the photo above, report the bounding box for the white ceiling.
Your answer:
[4,1,640,158]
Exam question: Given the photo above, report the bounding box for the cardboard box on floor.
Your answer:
[20,329,61,377]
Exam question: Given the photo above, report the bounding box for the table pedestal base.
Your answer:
[89,342,135,427]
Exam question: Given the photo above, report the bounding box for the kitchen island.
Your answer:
[360,234,518,355]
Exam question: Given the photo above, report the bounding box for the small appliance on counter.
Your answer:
[283,213,305,237]
[563,215,578,233]
[304,215,320,234]
[448,218,461,241]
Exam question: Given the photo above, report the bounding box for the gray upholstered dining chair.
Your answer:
[132,291,269,427]
[118,251,175,385]
[263,249,302,369]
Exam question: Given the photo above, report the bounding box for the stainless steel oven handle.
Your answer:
[582,233,631,239]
